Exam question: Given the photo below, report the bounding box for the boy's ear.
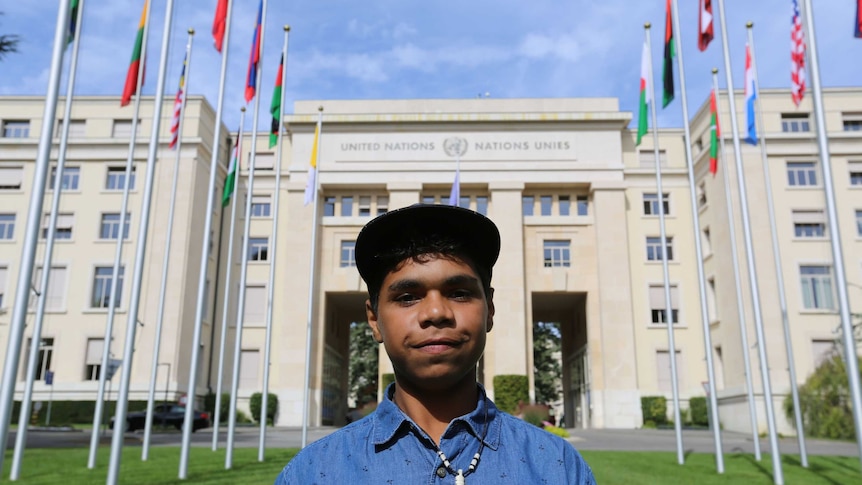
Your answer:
[366,300,383,343]
[486,287,495,333]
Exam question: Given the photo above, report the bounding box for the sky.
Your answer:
[0,1,859,131]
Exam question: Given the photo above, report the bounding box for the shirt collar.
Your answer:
[371,383,502,451]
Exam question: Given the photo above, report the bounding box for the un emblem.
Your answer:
[443,137,468,158]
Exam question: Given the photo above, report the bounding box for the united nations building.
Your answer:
[0,88,860,434]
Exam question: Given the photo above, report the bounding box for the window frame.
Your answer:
[643,193,671,216]
[0,213,14,240]
[799,264,835,310]
[105,166,136,191]
[99,213,131,240]
[2,120,30,138]
[91,265,124,309]
[646,236,674,261]
[786,161,818,187]
[543,240,571,268]
[247,237,269,262]
[340,240,356,268]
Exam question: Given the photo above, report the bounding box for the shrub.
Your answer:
[544,425,569,438]
[641,396,668,426]
[493,375,528,414]
[381,373,396,392]
[520,404,549,427]
[689,397,709,427]
[12,400,148,426]
[249,393,279,425]
[785,354,862,440]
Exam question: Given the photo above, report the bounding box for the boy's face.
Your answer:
[366,254,494,393]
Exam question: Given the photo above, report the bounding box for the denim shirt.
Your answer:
[276,385,596,484]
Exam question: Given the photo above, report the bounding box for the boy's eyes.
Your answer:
[390,288,476,304]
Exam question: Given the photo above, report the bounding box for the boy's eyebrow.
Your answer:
[385,274,480,293]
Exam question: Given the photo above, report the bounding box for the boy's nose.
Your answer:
[419,291,454,326]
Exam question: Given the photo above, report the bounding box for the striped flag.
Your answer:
[744,44,758,146]
[698,0,714,52]
[303,118,320,206]
[269,55,284,149]
[855,0,861,38]
[121,1,148,107]
[709,89,720,176]
[222,133,240,206]
[244,0,263,103]
[169,54,188,150]
[213,0,228,52]
[791,0,806,106]
[636,39,651,146]
[661,0,674,108]
[67,0,80,46]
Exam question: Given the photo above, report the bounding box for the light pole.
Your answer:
[157,362,171,427]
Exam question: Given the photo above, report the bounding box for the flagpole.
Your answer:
[714,2,783,483]
[10,0,84,479]
[0,0,71,477]
[712,69,763,463]
[141,27,195,461]
[800,0,862,469]
[669,1,723,471]
[179,0,237,474]
[87,0,152,470]
[259,25,289,462]
[226,0,268,468]
[211,109,245,452]
[302,107,324,448]
[746,22,808,468]
[107,0,177,481]
[644,23,684,466]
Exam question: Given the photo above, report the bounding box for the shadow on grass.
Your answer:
[731,453,774,482]
[818,455,859,475]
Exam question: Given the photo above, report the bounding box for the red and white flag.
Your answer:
[169,54,187,150]
[698,0,714,52]
[791,0,806,106]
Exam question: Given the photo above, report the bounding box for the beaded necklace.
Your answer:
[433,403,489,485]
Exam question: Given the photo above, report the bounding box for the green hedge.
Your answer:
[12,400,149,426]
[641,396,668,426]
[249,393,278,425]
[689,397,709,426]
[381,373,395,393]
[493,375,528,414]
[785,354,862,440]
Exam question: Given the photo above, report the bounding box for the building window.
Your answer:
[243,286,266,324]
[49,166,80,191]
[248,237,269,261]
[800,265,834,310]
[422,195,437,205]
[111,119,140,138]
[340,240,356,268]
[2,120,30,138]
[856,210,862,237]
[324,196,336,216]
[649,284,680,324]
[85,338,104,381]
[341,196,353,217]
[239,349,260,389]
[849,162,862,186]
[92,266,124,308]
[253,153,274,170]
[543,240,571,268]
[792,210,826,238]
[0,214,14,240]
[643,193,671,216]
[522,196,534,216]
[358,196,372,216]
[55,119,86,138]
[656,350,683,392]
[41,213,74,240]
[842,113,862,131]
[540,195,553,216]
[459,196,470,209]
[0,167,24,190]
[251,195,271,218]
[638,149,668,168]
[646,236,674,261]
[475,196,488,216]
[707,277,718,321]
[787,162,817,186]
[0,265,6,309]
[559,195,571,216]
[781,113,810,133]
[697,183,707,208]
[29,266,67,311]
[26,338,53,381]
[377,196,389,215]
[105,166,136,190]
[701,227,712,256]
[100,213,131,240]
[576,196,589,216]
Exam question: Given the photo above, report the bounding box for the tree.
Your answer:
[533,321,562,404]
[348,322,379,406]
[0,13,19,61]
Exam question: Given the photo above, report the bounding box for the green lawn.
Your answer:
[2,448,859,484]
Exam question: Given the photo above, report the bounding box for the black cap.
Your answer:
[355,204,501,290]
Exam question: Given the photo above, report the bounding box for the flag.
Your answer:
[121,1,148,107]
[269,55,284,149]
[744,44,758,146]
[67,0,80,46]
[447,167,460,206]
[213,0,228,52]
[709,89,720,176]
[303,120,320,206]
[244,0,263,103]
[662,0,674,108]
[169,54,187,150]
[856,0,862,38]
[222,134,240,207]
[698,0,714,52]
[791,0,806,106]
[636,40,650,146]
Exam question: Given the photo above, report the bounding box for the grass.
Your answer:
[2,448,859,484]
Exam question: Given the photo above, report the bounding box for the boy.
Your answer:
[277,204,595,484]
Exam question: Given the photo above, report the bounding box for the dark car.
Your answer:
[110,404,211,432]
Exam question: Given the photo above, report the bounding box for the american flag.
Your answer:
[790,0,806,106]
[169,54,187,150]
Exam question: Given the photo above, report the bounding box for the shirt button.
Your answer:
[436,466,447,478]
